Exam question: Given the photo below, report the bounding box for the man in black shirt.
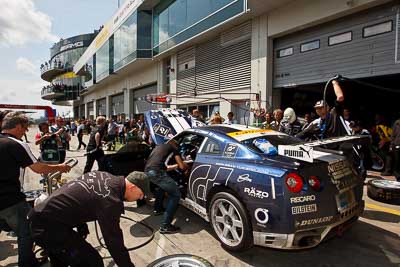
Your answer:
[84,116,106,173]
[145,140,188,233]
[0,112,71,267]
[28,171,150,267]
[50,117,71,163]
[296,79,349,139]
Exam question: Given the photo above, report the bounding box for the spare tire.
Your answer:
[367,179,400,205]
[147,254,213,267]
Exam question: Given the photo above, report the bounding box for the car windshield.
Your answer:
[241,134,302,155]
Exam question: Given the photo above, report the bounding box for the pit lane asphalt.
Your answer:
[0,127,399,267]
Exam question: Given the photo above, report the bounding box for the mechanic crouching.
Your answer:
[145,139,189,234]
[27,171,150,267]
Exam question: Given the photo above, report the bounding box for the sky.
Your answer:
[0,0,123,118]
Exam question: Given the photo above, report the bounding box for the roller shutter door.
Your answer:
[177,21,251,96]
[273,3,399,88]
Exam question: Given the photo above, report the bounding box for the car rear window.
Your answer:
[242,135,302,154]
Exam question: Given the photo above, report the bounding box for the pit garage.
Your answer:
[273,2,400,124]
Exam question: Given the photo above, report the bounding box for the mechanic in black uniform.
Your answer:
[50,117,71,163]
[84,116,106,173]
[35,121,61,163]
[0,112,71,267]
[296,79,349,139]
[145,139,188,233]
[28,170,150,267]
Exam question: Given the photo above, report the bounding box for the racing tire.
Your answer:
[367,179,400,205]
[209,192,253,252]
[147,254,213,267]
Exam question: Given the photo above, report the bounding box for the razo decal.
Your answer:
[290,195,316,204]
[291,204,317,215]
[244,187,269,199]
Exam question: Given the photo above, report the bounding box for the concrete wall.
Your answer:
[267,0,391,37]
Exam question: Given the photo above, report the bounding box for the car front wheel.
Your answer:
[209,192,253,251]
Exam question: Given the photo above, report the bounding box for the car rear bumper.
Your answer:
[253,201,364,249]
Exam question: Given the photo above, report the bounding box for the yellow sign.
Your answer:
[56,72,78,79]
[227,129,272,137]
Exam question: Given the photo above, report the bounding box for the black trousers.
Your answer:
[84,149,105,174]
[28,212,103,267]
[77,134,86,150]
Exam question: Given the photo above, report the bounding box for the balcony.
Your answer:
[41,85,65,100]
[41,84,83,106]
[40,61,73,82]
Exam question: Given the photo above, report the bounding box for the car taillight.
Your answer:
[285,173,304,193]
[308,176,321,191]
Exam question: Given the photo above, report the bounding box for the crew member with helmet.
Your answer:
[28,171,150,267]
[84,116,107,174]
[279,107,303,136]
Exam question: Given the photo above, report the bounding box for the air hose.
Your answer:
[94,215,155,251]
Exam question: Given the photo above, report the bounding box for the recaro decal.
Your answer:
[290,195,316,204]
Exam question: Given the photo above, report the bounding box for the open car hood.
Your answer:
[144,108,205,145]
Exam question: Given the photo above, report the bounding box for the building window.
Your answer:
[96,41,110,82]
[114,11,137,70]
[363,20,392,38]
[328,31,352,46]
[277,47,293,58]
[300,40,320,53]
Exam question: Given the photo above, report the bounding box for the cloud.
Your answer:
[16,57,38,75]
[0,0,59,47]
[0,79,72,118]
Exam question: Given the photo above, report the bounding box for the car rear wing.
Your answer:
[278,135,370,163]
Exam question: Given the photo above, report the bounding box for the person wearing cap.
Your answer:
[296,79,349,139]
[35,121,62,163]
[0,112,71,267]
[28,170,150,267]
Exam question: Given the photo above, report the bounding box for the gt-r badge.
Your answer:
[255,208,269,224]
[237,174,252,183]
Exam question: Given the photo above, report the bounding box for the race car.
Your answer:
[143,109,369,251]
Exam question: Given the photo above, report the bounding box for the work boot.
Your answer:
[159,224,180,234]
[381,155,393,176]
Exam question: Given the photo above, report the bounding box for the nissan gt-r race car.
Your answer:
[106,108,369,252]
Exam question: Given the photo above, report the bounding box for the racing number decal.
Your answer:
[189,165,234,203]
[153,123,170,137]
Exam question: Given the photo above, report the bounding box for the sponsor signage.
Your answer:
[295,216,333,227]
[290,195,316,204]
[60,41,84,52]
[278,145,314,163]
[254,208,269,225]
[244,187,269,199]
[237,174,252,183]
[328,160,352,179]
[291,204,317,215]
[223,143,239,158]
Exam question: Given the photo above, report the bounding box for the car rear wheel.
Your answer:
[367,179,400,205]
[209,192,253,251]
